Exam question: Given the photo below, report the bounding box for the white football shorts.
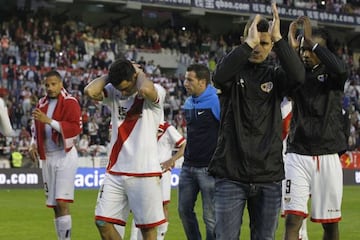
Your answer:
[42,147,78,207]
[95,173,166,228]
[283,153,342,223]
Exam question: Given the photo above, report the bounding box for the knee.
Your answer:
[140,227,156,239]
[55,201,70,216]
[178,203,188,216]
[285,214,304,230]
[95,220,114,239]
[322,222,338,232]
[177,200,184,211]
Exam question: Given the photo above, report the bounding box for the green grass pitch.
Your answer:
[0,186,359,239]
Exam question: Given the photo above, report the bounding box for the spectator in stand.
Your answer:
[6,61,15,90]
[78,134,90,156]
[153,64,161,77]
[87,117,99,145]
[20,86,32,114]
[18,134,31,154]
[9,149,23,168]
[18,126,31,139]
[20,110,32,129]
[81,108,90,134]
[137,56,146,69]
[144,60,157,76]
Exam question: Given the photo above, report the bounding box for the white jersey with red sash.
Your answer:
[157,121,186,164]
[103,84,165,176]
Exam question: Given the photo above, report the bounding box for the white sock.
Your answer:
[157,222,168,240]
[299,219,308,240]
[55,215,72,240]
[54,218,59,238]
[114,224,125,239]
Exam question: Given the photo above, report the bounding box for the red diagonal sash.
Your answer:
[108,97,144,170]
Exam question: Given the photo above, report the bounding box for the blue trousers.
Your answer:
[214,178,282,240]
[178,165,215,240]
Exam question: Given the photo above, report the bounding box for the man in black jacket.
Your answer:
[208,3,305,240]
[283,16,348,240]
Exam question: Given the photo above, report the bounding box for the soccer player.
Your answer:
[29,70,82,240]
[283,16,348,240]
[84,59,166,240]
[281,97,308,240]
[130,119,186,240]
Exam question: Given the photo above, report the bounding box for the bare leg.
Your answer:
[322,222,339,240]
[53,201,72,240]
[95,221,122,240]
[141,227,157,240]
[284,214,305,240]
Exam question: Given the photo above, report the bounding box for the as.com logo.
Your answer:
[0,169,43,189]
[0,173,39,185]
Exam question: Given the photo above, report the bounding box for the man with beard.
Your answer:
[29,70,82,240]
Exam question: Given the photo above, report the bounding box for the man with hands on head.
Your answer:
[84,59,166,240]
[283,16,348,240]
[208,3,305,240]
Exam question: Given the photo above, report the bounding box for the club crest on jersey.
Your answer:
[284,197,291,203]
[237,78,245,88]
[317,74,327,82]
[261,82,273,93]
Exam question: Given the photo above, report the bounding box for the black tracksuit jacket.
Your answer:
[286,45,348,155]
[208,39,305,183]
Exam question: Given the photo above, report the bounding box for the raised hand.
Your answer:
[244,14,261,48]
[299,16,313,44]
[288,20,300,50]
[269,2,282,42]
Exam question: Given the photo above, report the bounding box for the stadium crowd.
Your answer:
[0,3,359,164]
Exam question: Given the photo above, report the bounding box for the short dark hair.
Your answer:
[243,15,269,39]
[312,28,335,53]
[187,64,211,84]
[44,70,62,80]
[108,59,136,86]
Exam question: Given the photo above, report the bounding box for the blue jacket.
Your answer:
[183,85,220,167]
